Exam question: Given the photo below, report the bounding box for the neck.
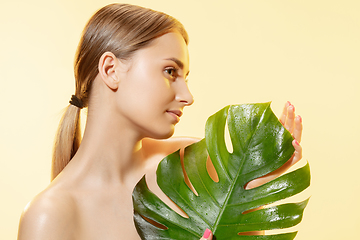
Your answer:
[64,106,149,191]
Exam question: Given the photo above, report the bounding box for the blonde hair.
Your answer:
[51,3,189,180]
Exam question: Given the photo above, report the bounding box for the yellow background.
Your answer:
[1,0,359,239]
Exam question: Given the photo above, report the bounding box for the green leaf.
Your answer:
[133,102,310,240]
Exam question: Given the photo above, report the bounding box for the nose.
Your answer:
[176,81,194,106]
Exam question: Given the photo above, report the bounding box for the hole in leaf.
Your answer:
[167,197,190,218]
[238,231,264,236]
[265,226,298,236]
[244,180,255,190]
[206,155,219,182]
[140,215,168,230]
[224,118,233,153]
[242,206,263,214]
[181,148,199,196]
[145,166,189,218]
[244,155,308,190]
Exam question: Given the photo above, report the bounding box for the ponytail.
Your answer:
[51,105,82,180]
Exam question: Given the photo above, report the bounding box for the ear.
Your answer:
[98,52,123,90]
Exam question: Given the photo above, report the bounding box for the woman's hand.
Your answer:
[200,228,213,240]
[245,101,303,189]
[279,101,303,167]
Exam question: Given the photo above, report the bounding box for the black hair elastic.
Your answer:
[69,95,84,109]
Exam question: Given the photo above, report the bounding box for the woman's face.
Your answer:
[114,31,193,139]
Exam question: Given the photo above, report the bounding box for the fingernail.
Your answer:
[203,228,211,238]
[295,140,300,146]
[298,115,302,122]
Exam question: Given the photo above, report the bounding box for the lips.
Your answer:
[168,110,182,118]
[166,110,183,123]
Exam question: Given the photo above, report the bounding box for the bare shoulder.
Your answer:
[18,186,77,240]
[142,136,201,156]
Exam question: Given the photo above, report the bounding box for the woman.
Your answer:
[17,4,302,240]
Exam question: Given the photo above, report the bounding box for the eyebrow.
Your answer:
[165,58,190,77]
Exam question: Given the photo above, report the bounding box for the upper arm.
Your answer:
[18,192,76,240]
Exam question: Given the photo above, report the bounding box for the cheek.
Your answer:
[129,80,172,108]
[117,62,176,124]
[116,80,170,122]
[134,61,173,96]
[149,80,173,102]
[134,75,174,106]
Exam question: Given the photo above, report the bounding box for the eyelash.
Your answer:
[164,67,178,80]
[164,67,189,83]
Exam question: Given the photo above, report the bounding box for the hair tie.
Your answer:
[69,95,84,109]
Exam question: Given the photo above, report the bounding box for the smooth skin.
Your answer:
[17,32,303,240]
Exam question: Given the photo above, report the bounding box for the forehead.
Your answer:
[133,32,189,69]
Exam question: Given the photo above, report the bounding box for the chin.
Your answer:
[148,127,175,140]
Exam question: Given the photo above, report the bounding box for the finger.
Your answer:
[284,104,295,133]
[200,228,213,240]
[279,101,291,125]
[290,139,303,165]
[293,115,303,143]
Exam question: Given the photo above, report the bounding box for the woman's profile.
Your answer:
[17,3,302,240]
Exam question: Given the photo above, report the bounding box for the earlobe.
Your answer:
[98,52,120,90]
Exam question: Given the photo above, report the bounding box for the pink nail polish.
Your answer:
[203,228,211,238]
[295,140,300,146]
[298,115,302,122]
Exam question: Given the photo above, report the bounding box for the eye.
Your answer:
[164,67,178,80]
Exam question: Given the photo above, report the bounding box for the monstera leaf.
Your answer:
[133,103,310,239]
